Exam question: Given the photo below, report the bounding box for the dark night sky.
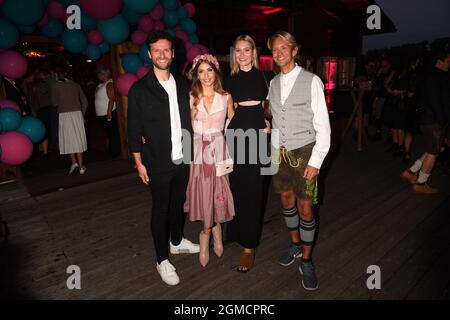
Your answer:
[363,0,450,52]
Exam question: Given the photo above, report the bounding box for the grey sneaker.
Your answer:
[278,244,302,266]
[299,260,318,291]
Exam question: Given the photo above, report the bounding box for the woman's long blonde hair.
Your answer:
[231,35,259,76]
[190,59,226,117]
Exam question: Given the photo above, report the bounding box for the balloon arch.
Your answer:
[0,0,208,165]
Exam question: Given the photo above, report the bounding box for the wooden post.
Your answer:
[110,42,139,160]
[0,81,18,183]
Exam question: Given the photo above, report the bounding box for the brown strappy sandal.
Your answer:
[236,249,255,273]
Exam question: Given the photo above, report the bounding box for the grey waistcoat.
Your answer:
[269,69,316,150]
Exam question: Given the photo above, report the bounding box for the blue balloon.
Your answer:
[177,7,188,19]
[0,108,22,131]
[40,19,64,38]
[122,53,143,74]
[61,29,88,53]
[86,44,101,61]
[98,15,130,45]
[18,24,36,34]
[188,33,199,44]
[165,28,175,39]
[0,18,19,49]
[17,116,46,144]
[124,0,158,14]
[163,11,178,28]
[139,44,152,65]
[99,42,110,54]
[180,18,197,34]
[1,0,45,26]
[81,11,98,32]
[121,6,142,26]
[162,0,177,11]
[57,0,71,5]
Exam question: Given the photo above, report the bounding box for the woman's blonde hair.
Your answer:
[231,35,259,76]
[190,59,226,118]
[267,30,299,52]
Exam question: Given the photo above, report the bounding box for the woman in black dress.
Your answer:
[224,35,271,272]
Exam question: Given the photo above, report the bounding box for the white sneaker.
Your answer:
[170,238,200,254]
[68,163,79,175]
[79,166,86,175]
[156,260,179,286]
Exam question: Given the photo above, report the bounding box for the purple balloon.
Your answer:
[37,12,49,27]
[79,0,123,20]
[47,1,66,20]
[184,3,196,18]
[175,30,189,44]
[132,30,148,45]
[0,50,28,80]
[139,15,153,33]
[197,44,209,55]
[153,20,165,30]
[116,73,138,96]
[87,30,103,45]
[0,100,21,113]
[150,3,164,20]
[0,131,33,165]
[136,66,149,79]
[187,45,202,62]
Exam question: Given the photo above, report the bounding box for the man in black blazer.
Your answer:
[127,31,199,286]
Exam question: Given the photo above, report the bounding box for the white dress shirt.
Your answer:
[159,74,183,161]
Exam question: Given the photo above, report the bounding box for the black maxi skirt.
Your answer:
[225,104,268,249]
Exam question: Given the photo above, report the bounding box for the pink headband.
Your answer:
[191,54,220,72]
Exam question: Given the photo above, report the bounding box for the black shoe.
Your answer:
[299,260,318,291]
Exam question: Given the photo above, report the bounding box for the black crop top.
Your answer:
[224,68,269,103]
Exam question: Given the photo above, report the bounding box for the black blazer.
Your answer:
[127,68,193,174]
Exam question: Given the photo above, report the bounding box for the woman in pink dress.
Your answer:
[184,54,235,267]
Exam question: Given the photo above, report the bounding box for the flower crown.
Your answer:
[191,54,220,72]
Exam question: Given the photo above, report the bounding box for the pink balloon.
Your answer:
[79,0,123,20]
[116,73,138,96]
[175,30,189,43]
[87,30,103,45]
[47,1,66,20]
[197,44,209,55]
[153,21,165,30]
[131,30,148,45]
[0,131,33,165]
[184,41,193,51]
[187,46,202,62]
[0,50,28,80]
[150,3,164,20]
[0,100,21,113]
[139,15,153,33]
[136,66,149,79]
[37,12,49,27]
[184,3,196,18]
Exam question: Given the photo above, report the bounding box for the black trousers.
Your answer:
[98,110,120,157]
[149,164,189,263]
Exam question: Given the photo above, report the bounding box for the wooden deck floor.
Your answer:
[1,130,449,300]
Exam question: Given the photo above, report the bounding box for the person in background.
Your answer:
[50,66,88,175]
[95,67,120,157]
